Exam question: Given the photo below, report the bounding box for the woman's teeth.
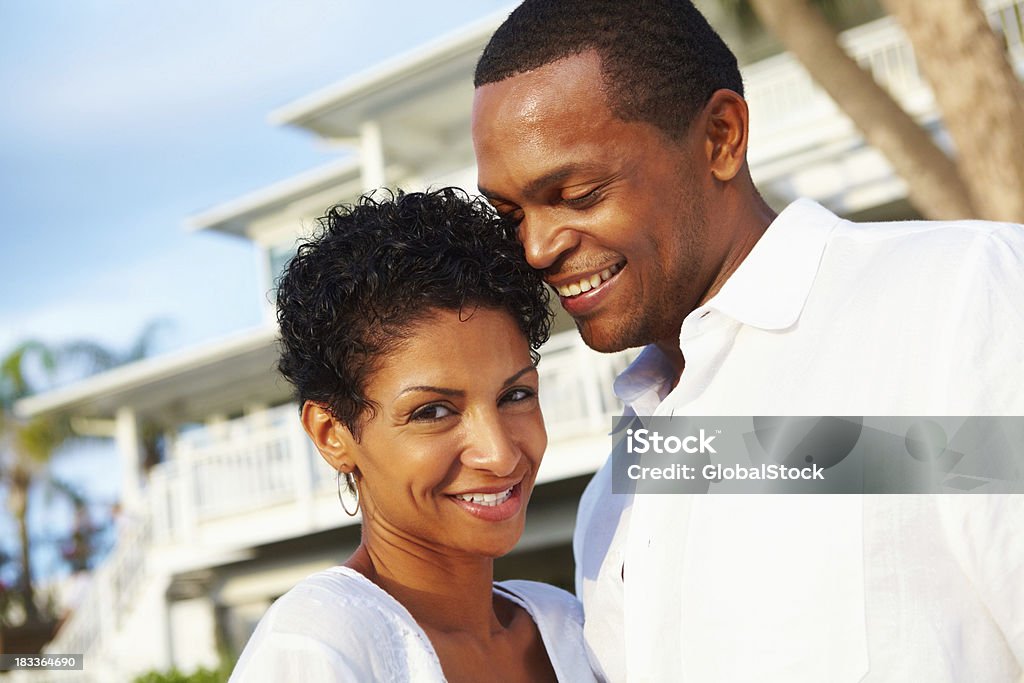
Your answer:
[557,263,621,297]
[453,487,513,506]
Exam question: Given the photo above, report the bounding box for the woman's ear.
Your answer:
[301,401,356,472]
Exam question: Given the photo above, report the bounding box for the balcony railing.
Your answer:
[744,0,1024,166]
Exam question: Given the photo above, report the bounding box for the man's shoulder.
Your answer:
[829,213,1023,252]
[819,213,1024,285]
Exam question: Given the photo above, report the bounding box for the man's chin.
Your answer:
[575,318,644,354]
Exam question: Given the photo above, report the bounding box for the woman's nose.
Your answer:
[461,414,521,477]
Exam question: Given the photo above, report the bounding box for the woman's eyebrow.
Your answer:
[395,365,536,398]
[397,385,465,398]
[503,365,538,387]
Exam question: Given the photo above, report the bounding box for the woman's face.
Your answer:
[349,307,546,559]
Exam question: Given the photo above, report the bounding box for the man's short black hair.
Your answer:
[474,0,743,138]
[276,188,552,436]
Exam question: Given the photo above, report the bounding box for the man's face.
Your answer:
[472,51,715,353]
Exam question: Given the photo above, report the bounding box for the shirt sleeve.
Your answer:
[944,225,1024,414]
[229,631,361,682]
[939,494,1024,670]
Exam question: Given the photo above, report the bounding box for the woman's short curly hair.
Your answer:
[276,187,552,436]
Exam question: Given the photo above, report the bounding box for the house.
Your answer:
[14,1,1024,680]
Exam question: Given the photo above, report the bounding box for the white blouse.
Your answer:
[230,566,595,682]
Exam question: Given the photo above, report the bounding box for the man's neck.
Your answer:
[659,189,778,386]
[700,191,777,309]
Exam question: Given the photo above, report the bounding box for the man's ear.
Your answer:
[702,89,749,183]
[301,401,356,472]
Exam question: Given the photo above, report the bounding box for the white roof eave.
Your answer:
[269,8,510,136]
[186,157,362,236]
[14,325,281,421]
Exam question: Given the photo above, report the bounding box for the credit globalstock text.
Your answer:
[609,416,1024,494]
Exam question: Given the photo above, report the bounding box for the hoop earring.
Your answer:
[337,471,360,517]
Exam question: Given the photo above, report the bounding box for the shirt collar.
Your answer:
[613,199,841,408]
[703,198,842,330]
[613,344,677,414]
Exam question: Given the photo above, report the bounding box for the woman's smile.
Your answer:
[448,481,524,521]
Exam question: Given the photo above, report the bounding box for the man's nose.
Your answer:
[519,211,578,271]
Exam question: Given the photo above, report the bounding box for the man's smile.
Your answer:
[551,261,624,298]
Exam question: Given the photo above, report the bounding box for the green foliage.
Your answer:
[131,662,231,683]
[0,341,57,408]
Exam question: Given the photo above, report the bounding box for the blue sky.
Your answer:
[0,0,512,357]
[0,0,513,580]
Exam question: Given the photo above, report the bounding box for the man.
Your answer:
[471,1,1024,681]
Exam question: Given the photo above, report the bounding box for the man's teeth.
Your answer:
[557,263,621,297]
[453,488,513,506]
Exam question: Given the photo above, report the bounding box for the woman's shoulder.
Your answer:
[257,566,405,636]
[230,567,443,682]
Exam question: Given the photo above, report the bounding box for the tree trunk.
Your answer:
[9,466,40,623]
[747,0,977,219]
[881,0,1024,223]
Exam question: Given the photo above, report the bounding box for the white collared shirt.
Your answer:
[575,199,1024,682]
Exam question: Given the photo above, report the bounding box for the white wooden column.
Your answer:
[115,406,144,512]
[359,119,386,192]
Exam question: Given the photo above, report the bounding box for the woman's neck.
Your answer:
[345,537,506,637]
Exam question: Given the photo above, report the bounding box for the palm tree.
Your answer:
[0,341,66,628]
[0,322,169,637]
[719,0,1024,221]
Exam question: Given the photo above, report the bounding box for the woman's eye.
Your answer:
[410,404,454,422]
[500,387,537,405]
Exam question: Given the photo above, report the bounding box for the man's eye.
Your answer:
[499,209,524,229]
[485,200,523,226]
[410,404,454,421]
[564,189,600,208]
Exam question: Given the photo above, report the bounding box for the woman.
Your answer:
[230,188,594,682]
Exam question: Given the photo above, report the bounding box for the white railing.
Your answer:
[38,513,152,681]
[744,0,1024,164]
[147,408,328,544]
[539,332,637,438]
